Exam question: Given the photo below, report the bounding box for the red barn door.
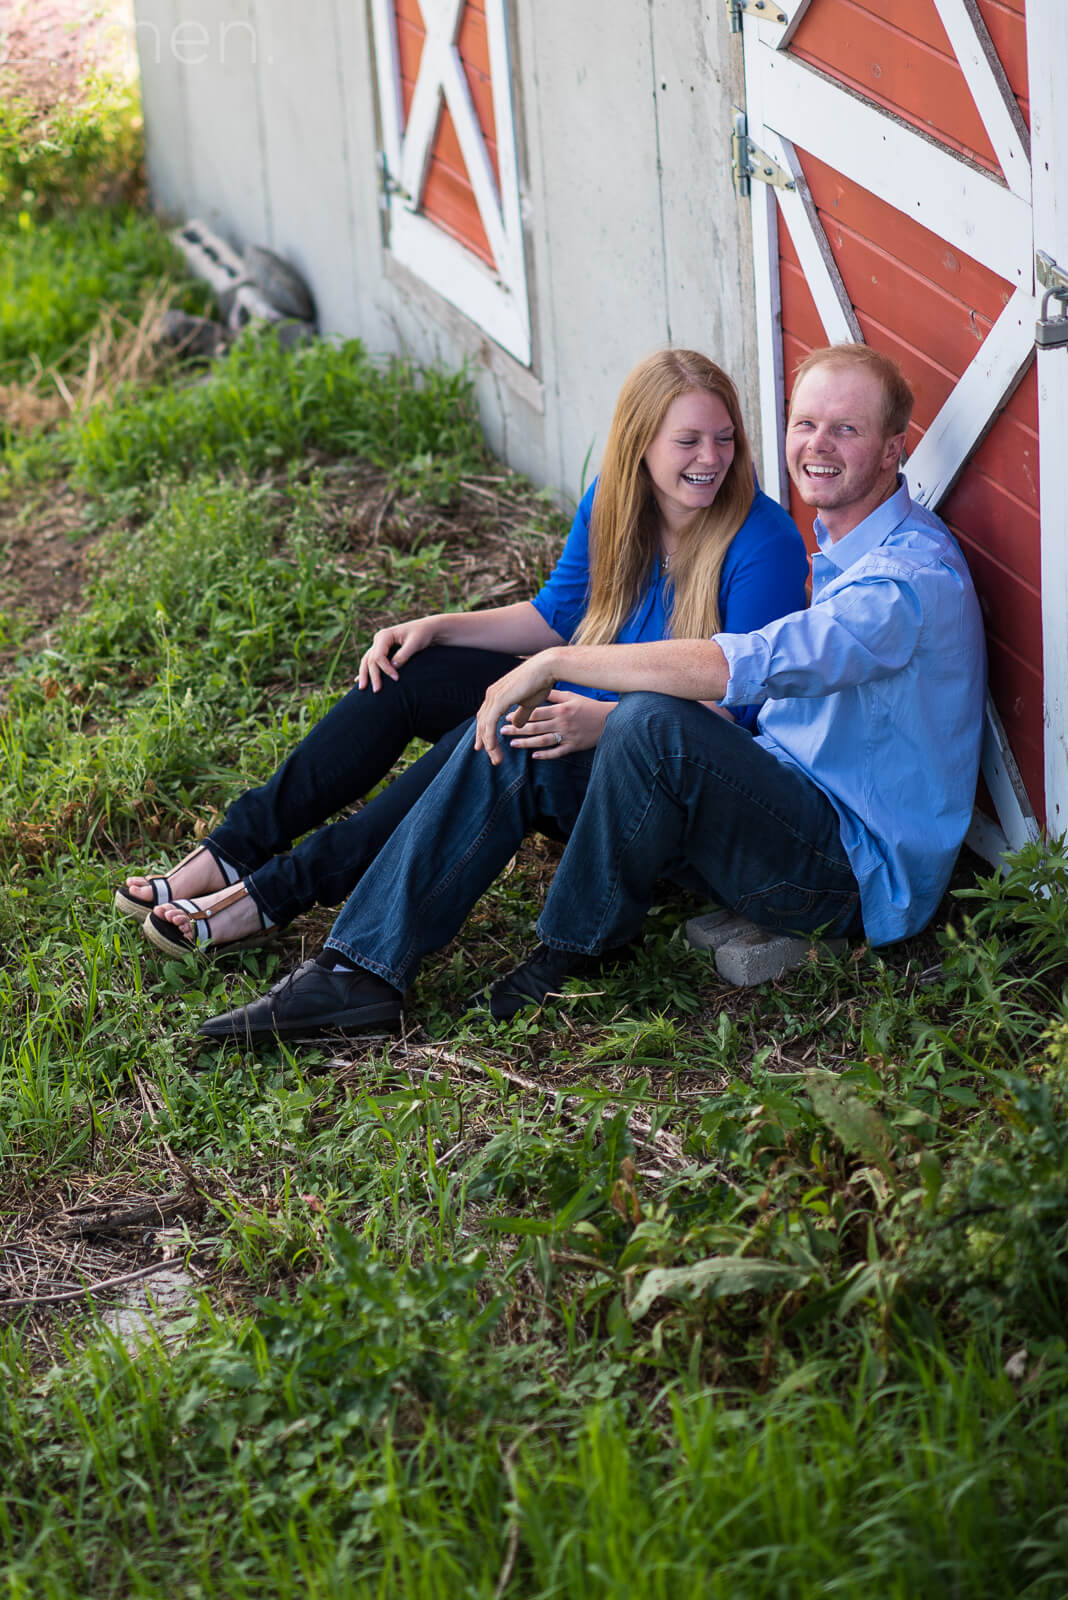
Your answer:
[739,0,1068,852]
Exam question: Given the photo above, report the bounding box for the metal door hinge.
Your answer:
[1036,251,1068,350]
[731,108,795,197]
[725,0,789,30]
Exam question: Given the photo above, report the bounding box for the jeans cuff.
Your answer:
[323,940,408,992]
[204,832,258,879]
[242,872,291,930]
[536,924,608,957]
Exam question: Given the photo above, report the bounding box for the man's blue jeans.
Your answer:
[325,692,864,990]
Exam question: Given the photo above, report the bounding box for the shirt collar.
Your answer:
[813,476,912,572]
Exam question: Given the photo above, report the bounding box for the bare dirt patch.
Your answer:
[1,474,100,609]
[0,479,103,655]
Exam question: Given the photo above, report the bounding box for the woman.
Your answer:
[117,348,808,957]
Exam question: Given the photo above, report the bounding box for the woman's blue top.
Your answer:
[530,479,809,730]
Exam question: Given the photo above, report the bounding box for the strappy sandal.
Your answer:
[113,844,234,923]
[142,882,271,958]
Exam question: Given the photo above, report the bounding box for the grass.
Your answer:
[1,81,1068,1600]
[0,207,201,382]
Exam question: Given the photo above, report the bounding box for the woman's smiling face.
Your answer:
[643,389,736,536]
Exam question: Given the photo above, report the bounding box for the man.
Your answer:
[201,345,985,1044]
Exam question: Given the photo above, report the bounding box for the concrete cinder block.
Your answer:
[686,912,847,987]
[684,910,749,951]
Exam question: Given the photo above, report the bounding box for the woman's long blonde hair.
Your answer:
[573,349,755,645]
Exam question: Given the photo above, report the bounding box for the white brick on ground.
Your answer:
[685,911,847,987]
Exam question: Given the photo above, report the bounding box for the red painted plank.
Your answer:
[429,98,497,199]
[953,535,1041,646]
[457,3,498,183]
[944,418,1039,530]
[835,0,962,56]
[790,0,999,172]
[457,1,491,75]
[422,105,495,267]
[785,214,986,439]
[853,312,957,430]
[970,630,1045,814]
[800,150,1014,325]
[780,306,823,544]
[829,227,996,378]
[396,13,423,119]
[977,0,1030,125]
[454,12,495,185]
[945,469,1041,591]
[779,250,829,356]
[946,364,1039,525]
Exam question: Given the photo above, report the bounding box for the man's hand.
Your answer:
[474,639,733,762]
[474,655,560,764]
[357,618,439,691]
[501,689,614,758]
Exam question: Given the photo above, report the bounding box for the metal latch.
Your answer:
[1036,251,1068,349]
[378,152,413,207]
[731,108,796,198]
[725,0,789,30]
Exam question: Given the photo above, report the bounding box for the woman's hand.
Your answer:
[501,690,614,758]
[357,618,440,691]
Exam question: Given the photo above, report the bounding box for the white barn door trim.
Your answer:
[739,0,1066,854]
[370,0,531,365]
[1027,2,1068,841]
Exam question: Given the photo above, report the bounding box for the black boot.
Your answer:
[475,941,639,1021]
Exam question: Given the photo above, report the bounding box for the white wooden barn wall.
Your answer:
[131,0,756,503]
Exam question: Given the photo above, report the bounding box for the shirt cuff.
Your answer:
[716,632,773,707]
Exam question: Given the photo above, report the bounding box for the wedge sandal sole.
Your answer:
[113,886,155,923]
[142,911,269,959]
[142,884,271,960]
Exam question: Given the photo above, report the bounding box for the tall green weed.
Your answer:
[72,330,490,494]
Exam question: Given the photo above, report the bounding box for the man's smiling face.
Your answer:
[786,364,907,540]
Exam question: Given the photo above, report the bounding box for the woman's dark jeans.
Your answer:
[206,645,520,926]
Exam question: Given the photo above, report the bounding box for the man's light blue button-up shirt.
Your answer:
[716,479,986,945]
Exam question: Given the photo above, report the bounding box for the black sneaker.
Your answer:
[475,941,639,1021]
[199,959,403,1046]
